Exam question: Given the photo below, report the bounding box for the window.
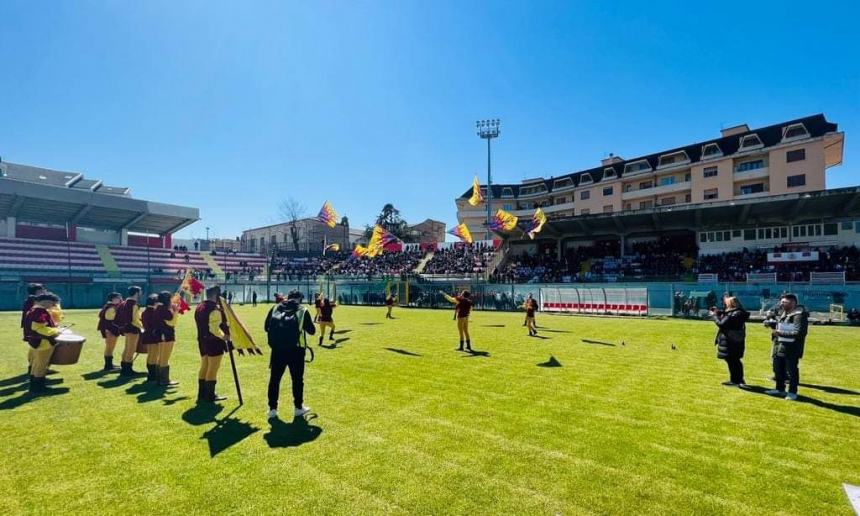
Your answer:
[841,221,853,230]
[703,166,718,178]
[554,197,567,205]
[704,188,718,200]
[552,178,573,190]
[699,233,707,243]
[739,183,765,195]
[744,229,756,240]
[624,203,631,210]
[501,187,514,198]
[639,181,653,190]
[624,160,651,174]
[602,186,613,196]
[659,176,676,186]
[580,208,590,215]
[780,227,788,238]
[580,190,590,200]
[520,184,547,196]
[786,149,806,163]
[739,134,763,150]
[684,193,691,203]
[603,168,616,179]
[736,160,764,172]
[639,200,654,209]
[658,151,689,168]
[856,221,860,234]
[783,123,809,140]
[810,224,822,237]
[702,143,722,158]
[684,172,691,182]
[503,203,513,211]
[787,174,806,188]
[660,197,676,206]
[715,232,724,242]
[579,173,593,185]
[824,223,838,236]
[603,205,613,213]
[732,230,741,237]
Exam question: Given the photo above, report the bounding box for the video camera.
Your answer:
[763,309,779,329]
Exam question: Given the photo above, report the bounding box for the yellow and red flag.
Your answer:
[468,176,484,206]
[220,296,262,355]
[317,201,339,228]
[527,207,547,239]
[367,225,397,257]
[488,209,518,232]
[448,223,473,244]
[324,243,341,254]
[352,245,369,258]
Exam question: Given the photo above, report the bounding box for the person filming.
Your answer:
[264,290,316,420]
[709,295,749,388]
[764,293,809,400]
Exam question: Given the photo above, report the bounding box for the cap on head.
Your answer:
[127,286,142,298]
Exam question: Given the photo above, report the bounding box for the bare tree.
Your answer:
[277,198,307,252]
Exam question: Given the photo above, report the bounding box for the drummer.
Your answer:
[155,291,179,387]
[23,293,62,394]
[21,283,46,375]
[97,293,123,371]
[141,294,162,383]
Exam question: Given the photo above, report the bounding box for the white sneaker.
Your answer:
[294,406,311,417]
[267,408,278,419]
[764,389,785,397]
[785,393,798,401]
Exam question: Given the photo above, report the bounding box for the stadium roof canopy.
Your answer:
[0,162,199,234]
[533,187,860,238]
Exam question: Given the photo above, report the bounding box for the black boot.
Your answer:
[146,364,158,383]
[319,336,323,346]
[205,380,227,402]
[103,356,118,371]
[329,332,335,341]
[457,341,464,351]
[196,379,205,403]
[159,366,179,387]
[466,341,472,352]
[28,375,38,394]
[119,361,133,377]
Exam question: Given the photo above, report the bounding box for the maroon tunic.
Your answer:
[141,307,161,345]
[97,304,121,338]
[195,300,227,356]
[23,307,56,348]
[319,304,336,322]
[114,299,139,335]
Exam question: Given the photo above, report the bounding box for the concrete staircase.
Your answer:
[95,245,121,278]
[199,251,226,281]
[414,252,434,273]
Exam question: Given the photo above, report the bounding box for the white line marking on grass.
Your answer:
[844,484,860,515]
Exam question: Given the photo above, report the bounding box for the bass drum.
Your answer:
[51,332,86,365]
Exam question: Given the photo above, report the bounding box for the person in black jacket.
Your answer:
[264,290,316,420]
[764,293,809,401]
[710,295,750,388]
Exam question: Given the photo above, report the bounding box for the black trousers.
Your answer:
[724,356,745,384]
[773,354,800,394]
[268,347,306,410]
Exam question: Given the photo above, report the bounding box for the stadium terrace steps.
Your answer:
[414,252,434,274]
[0,237,107,275]
[199,252,225,280]
[95,245,121,277]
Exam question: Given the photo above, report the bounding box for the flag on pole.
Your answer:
[468,176,484,206]
[317,201,339,228]
[488,209,519,232]
[448,223,473,244]
[324,243,341,254]
[352,245,369,258]
[220,296,262,356]
[527,207,547,239]
[367,225,397,257]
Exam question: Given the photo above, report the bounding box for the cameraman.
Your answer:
[264,290,316,419]
[764,293,808,401]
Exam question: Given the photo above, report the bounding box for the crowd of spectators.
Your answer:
[422,244,494,275]
[696,245,860,282]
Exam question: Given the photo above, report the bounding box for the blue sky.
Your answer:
[1,1,858,241]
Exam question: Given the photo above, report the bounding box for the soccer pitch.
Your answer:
[1,305,858,515]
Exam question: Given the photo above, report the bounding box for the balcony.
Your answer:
[733,166,769,181]
[510,201,575,217]
[622,180,690,201]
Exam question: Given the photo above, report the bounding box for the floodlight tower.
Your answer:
[476,119,500,240]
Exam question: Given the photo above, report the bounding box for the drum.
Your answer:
[51,332,86,365]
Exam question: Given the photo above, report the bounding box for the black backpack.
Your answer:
[267,305,308,349]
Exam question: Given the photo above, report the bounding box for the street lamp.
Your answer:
[476,119,501,240]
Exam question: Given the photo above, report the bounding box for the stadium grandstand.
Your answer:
[0,159,266,309]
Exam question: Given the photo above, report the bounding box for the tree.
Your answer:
[364,203,412,242]
[277,197,306,251]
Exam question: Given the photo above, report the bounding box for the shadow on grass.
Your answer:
[384,347,422,357]
[202,407,259,457]
[582,339,616,347]
[81,369,118,381]
[481,324,506,328]
[537,356,562,368]
[0,386,70,410]
[320,337,350,349]
[360,322,382,326]
[462,350,490,358]
[333,329,353,335]
[530,334,550,340]
[0,374,29,387]
[799,383,860,396]
[539,329,572,334]
[162,395,191,406]
[96,372,145,389]
[182,403,224,426]
[264,414,322,449]
[743,386,860,418]
[0,377,63,397]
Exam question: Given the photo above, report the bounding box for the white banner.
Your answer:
[767,251,818,263]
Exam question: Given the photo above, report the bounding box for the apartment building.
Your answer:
[456,114,844,237]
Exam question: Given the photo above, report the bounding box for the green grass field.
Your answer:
[0,305,858,515]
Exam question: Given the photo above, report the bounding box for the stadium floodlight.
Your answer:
[476,118,501,240]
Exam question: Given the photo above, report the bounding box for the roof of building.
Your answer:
[0,161,198,234]
[525,186,860,238]
[460,114,840,199]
